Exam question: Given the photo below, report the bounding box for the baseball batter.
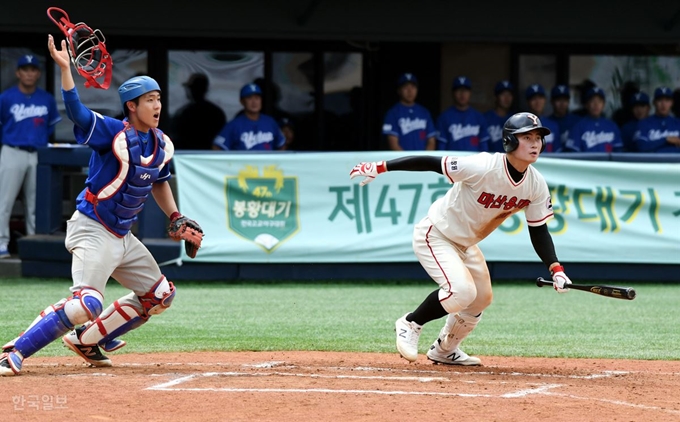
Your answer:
[0,35,203,376]
[0,55,62,258]
[350,112,572,365]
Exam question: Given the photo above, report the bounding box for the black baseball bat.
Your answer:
[536,277,636,300]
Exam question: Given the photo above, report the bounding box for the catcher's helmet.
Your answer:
[502,112,551,153]
[118,76,161,114]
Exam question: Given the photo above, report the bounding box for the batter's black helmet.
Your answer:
[502,112,551,153]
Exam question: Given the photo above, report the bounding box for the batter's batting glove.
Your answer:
[168,212,204,259]
[550,265,571,293]
[349,161,387,186]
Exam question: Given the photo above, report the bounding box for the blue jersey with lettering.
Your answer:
[382,103,436,150]
[633,115,680,153]
[213,113,285,151]
[0,86,61,147]
[620,119,640,152]
[436,107,489,151]
[539,115,561,152]
[483,110,509,153]
[564,116,623,152]
[549,113,581,147]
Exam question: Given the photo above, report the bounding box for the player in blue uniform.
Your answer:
[382,73,436,151]
[620,92,650,152]
[436,76,489,151]
[564,87,623,153]
[0,34,203,376]
[213,84,286,151]
[483,80,514,153]
[0,55,62,258]
[633,87,680,153]
[548,84,581,148]
[525,84,561,152]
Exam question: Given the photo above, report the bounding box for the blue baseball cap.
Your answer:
[551,84,570,99]
[585,87,606,101]
[629,91,650,106]
[654,86,673,100]
[240,83,262,98]
[397,73,418,87]
[17,55,40,69]
[525,84,546,100]
[494,80,513,95]
[451,76,472,90]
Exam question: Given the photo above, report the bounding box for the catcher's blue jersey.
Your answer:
[633,115,680,153]
[213,113,285,151]
[0,86,61,147]
[382,103,436,150]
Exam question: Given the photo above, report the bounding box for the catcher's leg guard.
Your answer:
[12,289,103,360]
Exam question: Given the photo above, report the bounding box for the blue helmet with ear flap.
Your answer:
[118,76,161,113]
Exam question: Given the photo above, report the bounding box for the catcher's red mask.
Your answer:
[47,7,112,90]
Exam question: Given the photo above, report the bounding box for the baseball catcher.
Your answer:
[168,212,203,258]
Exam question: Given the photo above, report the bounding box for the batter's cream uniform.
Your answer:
[413,152,554,316]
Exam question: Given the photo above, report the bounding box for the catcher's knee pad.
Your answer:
[79,300,146,349]
[62,288,105,325]
[138,276,176,316]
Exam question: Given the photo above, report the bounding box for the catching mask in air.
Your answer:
[47,7,113,89]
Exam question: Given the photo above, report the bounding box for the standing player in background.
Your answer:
[548,84,581,148]
[620,92,650,152]
[564,87,623,153]
[0,35,203,376]
[633,87,680,153]
[349,112,572,365]
[0,55,61,259]
[525,84,561,152]
[382,73,437,151]
[213,84,286,151]
[484,80,514,153]
[436,76,489,151]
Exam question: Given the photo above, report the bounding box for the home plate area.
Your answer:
[4,351,680,422]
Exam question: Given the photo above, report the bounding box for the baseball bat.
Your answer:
[536,277,636,300]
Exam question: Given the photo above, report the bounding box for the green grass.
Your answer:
[1,278,678,360]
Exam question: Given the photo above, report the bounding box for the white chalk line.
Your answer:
[546,391,680,416]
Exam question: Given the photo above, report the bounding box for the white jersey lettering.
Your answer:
[241,131,275,149]
[647,129,680,140]
[448,124,480,141]
[9,104,49,122]
[581,131,615,148]
[398,117,427,135]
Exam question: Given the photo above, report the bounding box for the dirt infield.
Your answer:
[1,351,679,422]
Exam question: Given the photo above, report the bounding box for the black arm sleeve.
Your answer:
[385,156,443,174]
[528,223,559,269]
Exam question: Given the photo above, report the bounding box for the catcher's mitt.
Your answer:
[168,214,203,258]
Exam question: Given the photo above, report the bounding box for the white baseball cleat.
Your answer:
[426,338,482,366]
[395,314,422,362]
[62,328,113,367]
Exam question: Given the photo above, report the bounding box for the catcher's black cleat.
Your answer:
[62,326,112,367]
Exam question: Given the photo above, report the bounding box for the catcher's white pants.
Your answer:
[412,216,492,316]
[65,210,164,309]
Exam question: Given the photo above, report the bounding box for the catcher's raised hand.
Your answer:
[349,161,387,186]
[168,214,204,259]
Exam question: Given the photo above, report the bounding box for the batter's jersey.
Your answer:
[382,102,436,150]
[73,112,171,224]
[483,110,509,153]
[0,86,61,147]
[633,114,680,153]
[213,113,285,151]
[427,152,553,248]
[436,107,489,151]
[564,116,623,152]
